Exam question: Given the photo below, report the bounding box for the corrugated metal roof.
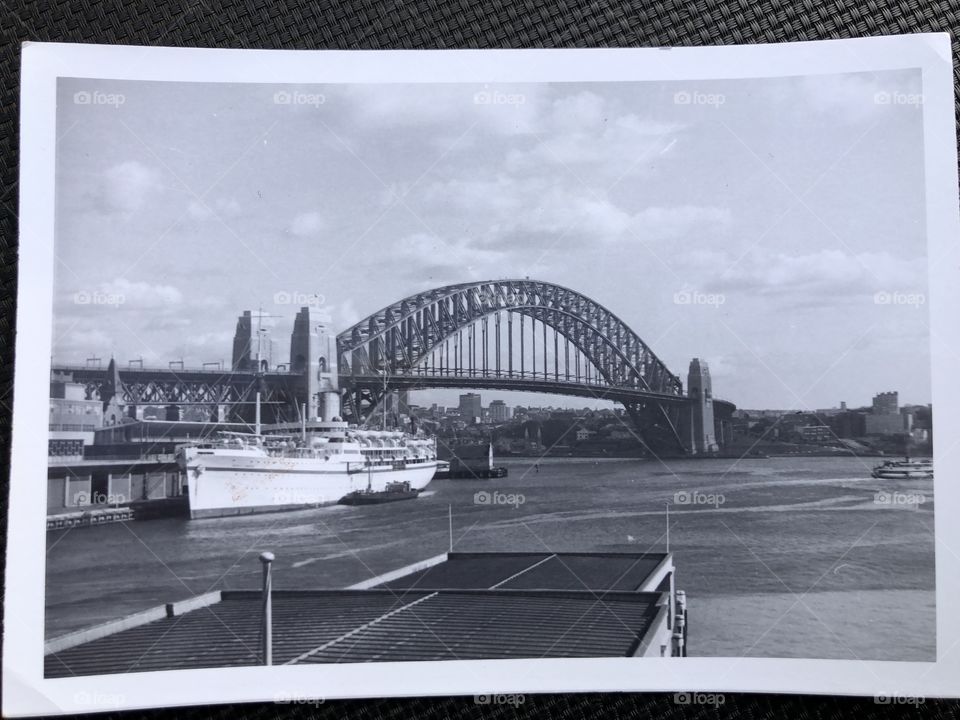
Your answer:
[382,552,668,592]
[45,552,671,678]
[46,591,421,677]
[295,590,660,663]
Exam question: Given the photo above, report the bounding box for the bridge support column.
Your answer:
[291,306,340,421]
[680,358,719,454]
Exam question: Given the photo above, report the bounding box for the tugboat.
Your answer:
[340,480,421,505]
[871,457,933,480]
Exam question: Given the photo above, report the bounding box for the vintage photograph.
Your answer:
[40,67,938,680]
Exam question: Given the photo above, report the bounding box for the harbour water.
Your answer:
[45,456,935,660]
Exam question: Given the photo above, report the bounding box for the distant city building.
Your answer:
[865,391,904,435]
[575,427,594,442]
[798,425,833,443]
[865,413,907,435]
[459,393,483,423]
[829,411,867,438]
[872,391,899,415]
[488,399,512,422]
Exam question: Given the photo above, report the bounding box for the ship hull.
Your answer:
[184,452,439,518]
[871,469,934,480]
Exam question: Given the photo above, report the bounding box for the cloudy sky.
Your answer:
[53,69,930,410]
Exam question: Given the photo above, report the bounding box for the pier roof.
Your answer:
[381,551,670,592]
[45,551,673,677]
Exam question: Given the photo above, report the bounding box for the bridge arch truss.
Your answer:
[337,280,686,447]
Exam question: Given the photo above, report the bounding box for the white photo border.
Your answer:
[6,34,960,716]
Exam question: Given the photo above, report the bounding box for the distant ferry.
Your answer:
[871,457,933,480]
[176,421,439,518]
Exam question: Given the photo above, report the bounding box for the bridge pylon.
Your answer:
[679,358,719,454]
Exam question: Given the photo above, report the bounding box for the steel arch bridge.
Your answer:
[337,279,689,451]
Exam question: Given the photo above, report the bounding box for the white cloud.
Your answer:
[288,211,325,237]
[629,205,732,243]
[505,91,679,176]
[707,249,927,301]
[100,278,183,309]
[342,83,545,136]
[389,233,507,286]
[187,197,243,220]
[93,161,161,213]
[418,175,728,249]
[327,298,361,330]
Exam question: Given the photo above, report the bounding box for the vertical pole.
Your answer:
[448,504,453,553]
[495,312,501,377]
[482,317,488,376]
[531,317,536,378]
[665,504,670,553]
[507,313,513,378]
[520,315,525,377]
[554,328,559,381]
[259,551,274,666]
[543,320,547,379]
[255,391,261,436]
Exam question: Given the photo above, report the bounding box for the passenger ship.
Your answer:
[177,419,439,518]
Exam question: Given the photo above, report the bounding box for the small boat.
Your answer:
[340,480,421,505]
[871,457,933,480]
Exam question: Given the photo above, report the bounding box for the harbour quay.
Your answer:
[44,551,686,676]
[47,418,245,526]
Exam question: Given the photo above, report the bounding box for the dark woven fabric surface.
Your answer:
[2,1,960,718]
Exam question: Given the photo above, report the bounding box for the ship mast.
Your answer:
[250,305,280,435]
